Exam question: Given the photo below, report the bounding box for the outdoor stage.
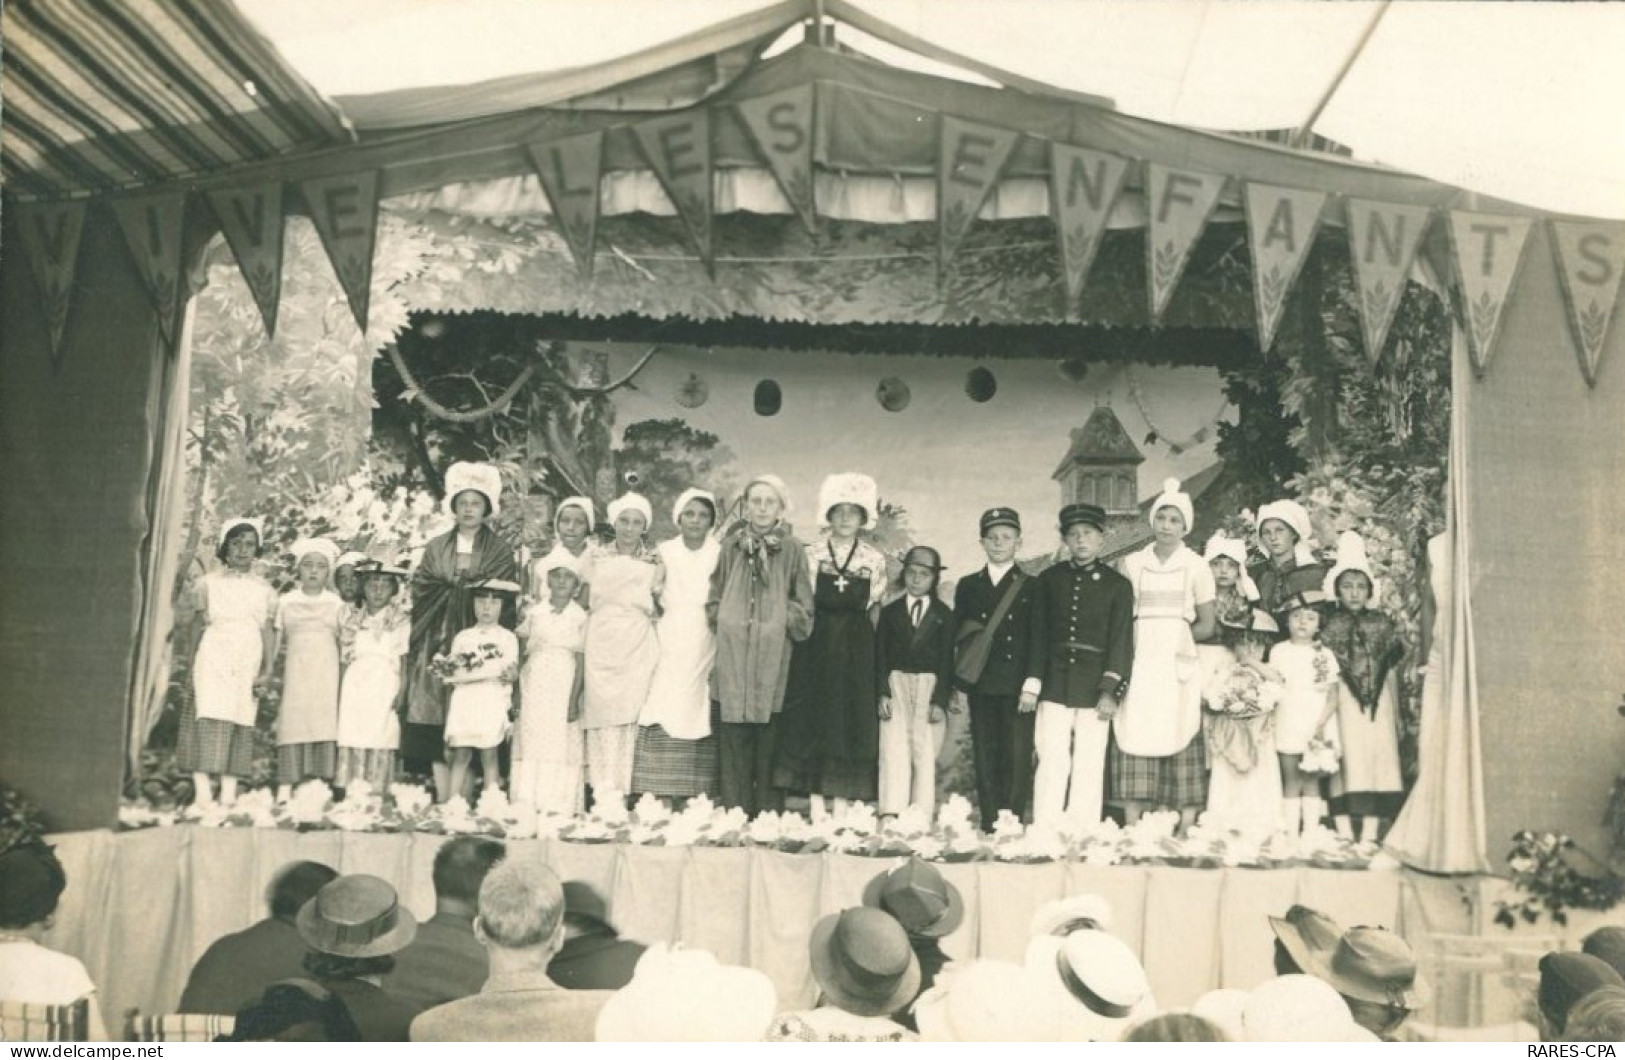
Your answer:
[41,826,1480,1025]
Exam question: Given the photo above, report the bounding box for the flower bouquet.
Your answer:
[1204,664,1281,775]
[430,643,503,679]
[1299,733,1342,776]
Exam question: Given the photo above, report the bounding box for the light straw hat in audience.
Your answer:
[1241,974,1362,1041]
[913,959,1063,1042]
[594,943,777,1042]
[1025,929,1156,1041]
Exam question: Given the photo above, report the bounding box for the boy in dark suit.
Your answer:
[876,546,956,820]
[1023,503,1135,827]
[952,507,1045,831]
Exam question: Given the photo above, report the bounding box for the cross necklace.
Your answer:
[827,538,860,593]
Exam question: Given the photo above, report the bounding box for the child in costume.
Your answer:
[441,579,521,799]
[274,537,345,800]
[1270,591,1341,835]
[1203,609,1285,832]
[512,557,587,815]
[774,473,888,821]
[335,561,411,792]
[875,546,956,820]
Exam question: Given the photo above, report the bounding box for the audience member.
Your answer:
[1241,974,1367,1042]
[1191,988,1249,1042]
[0,842,107,1041]
[296,874,423,1042]
[861,858,963,1029]
[1538,952,1625,1042]
[765,907,921,1041]
[595,944,776,1042]
[1268,903,1344,976]
[1564,985,1625,1044]
[1025,928,1156,1041]
[219,979,360,1042]
[1582,925,1625,980]
[410,860,614,1041]
[912,959,1062,1042]
[1123,1012,1230,1041]
[386,837,505,1007]
[547,881,647,990]
[1029,892,1113,938]
[1288,924,1423,1039]
[179,860,338,1014]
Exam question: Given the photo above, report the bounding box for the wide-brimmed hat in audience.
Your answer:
[913,960,1062,1042]
[861,858,964,938]
[295,875,417,959]
[808,907,921,1018]
[595,944,776,1042]
[1026,929,1155,1041]
[1242,974,1367,1041]
[1029,893,1113,938]
[1191,988,1250,1042]
[1268,904,1344,972]
[1296,925,1425,1010]
[1539,952,1625,1034]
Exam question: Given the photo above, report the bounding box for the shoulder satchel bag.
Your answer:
[954,569,1026,688]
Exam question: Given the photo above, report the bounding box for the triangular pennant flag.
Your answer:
[1447,211,1533,377]
[300,171,380,335]
[1344,199,1432,365]
[1048,142,1129,318]
[1146,164,1225,323]
[206,182,285,338]
[1549,220,1625,387]
[111,192,188,345]
[735,86,817,234]
[14,199,88,368]
[526,131,604,280]
[938,116,1020,275]
[632,111,713,272]
[1244,183,1327,351]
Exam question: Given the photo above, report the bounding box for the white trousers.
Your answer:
[1033,701,1112,826]
[879,672,943,816]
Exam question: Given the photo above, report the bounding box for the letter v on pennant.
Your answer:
[206,182,285,339]
[15,199,88,370]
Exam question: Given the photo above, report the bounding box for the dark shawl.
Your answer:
[402,525,517,726]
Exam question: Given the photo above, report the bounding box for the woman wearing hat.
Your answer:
[581,492,664,811]
[401,463,518,802]
[295,875,422,1041]
[1113,480,1218,830]
[178,517,278,808]
[1252,500,1327,620]
[335,562,412,793]
[764,907,921,1041]
[530,496,597,608]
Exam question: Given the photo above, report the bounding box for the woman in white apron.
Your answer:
[1112,480,1217,831]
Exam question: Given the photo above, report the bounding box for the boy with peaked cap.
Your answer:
[1023,503,1135,827]
[952,507,1045,830]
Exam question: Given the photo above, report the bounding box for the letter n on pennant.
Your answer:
[111,192,188,346]
[1243,183,1326,352]
[938,115,1020,277]
[1344,199,1432,366]
[299,171,381,335]
[1048,142,1128,319]
[1549,220,1625,387]
[1146,164,1225,324]
[206,182,286,339]
[15,199,88,370]
[526,131,604,281]
[1446,211,1532,378]
[735,86,816,234]
[633,111,714,274]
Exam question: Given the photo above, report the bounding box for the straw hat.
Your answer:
[1268,904,1346,973]
[861,858,964,938]
[1241,974,1359,1042]
[1025,929,1155,1041]
[594,944,777,1042]
[808,907,921,1018]
[1028,893,1114,938]
[295,875,418,959]
[1295,926,1426,1010]
[913,960,1063,1042]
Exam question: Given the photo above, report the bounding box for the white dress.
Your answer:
[275,590,344,746]
[442,625,519,749]
[337,604,410,750]
[639,537,722,739]
[193,571,276,725]
[1115,544,1216,757]
[1271,641,1341,754]
[513,600,587,814]
[1202,656,1285,831]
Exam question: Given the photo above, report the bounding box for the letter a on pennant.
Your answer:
[527,131,604,281]
[1344,199,1431,365]
[299,171,381,336]
[1446,211,1532,378]
[1146,164,1225,324]
[1549,220,1625,387]
[938,115,1020,276]
[1048,143,1128,318]
[1244,183,1326,351]
[15,199,88,369]
[111,192,188,346]
[206,182,286,339]
[633,111,714,273]
[735,86,816,234]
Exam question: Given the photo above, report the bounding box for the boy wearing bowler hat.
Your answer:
[952,507,1045,830]
[1023,503,1135,827]
[876,547,957,821]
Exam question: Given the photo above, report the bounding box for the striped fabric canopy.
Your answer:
[1,0,351,200]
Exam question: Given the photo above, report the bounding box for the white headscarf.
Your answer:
[743,473,792,517]
[554,496,596,535]
[217,517,263,551]
[607,492,653,528]
[1256,499,1318,566]
[289,538,340,567]
[1202,533,1261,601]
[443,461,504,517]
[670,487,718,527]
[1150,477,1193,534]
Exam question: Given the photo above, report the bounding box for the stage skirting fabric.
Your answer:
[46,827,1413,1023]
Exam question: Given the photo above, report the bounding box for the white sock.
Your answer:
[192,773,214,806]
[1301,796,1324,832]
[220,776,239,806]
[1359,816,1382,844]
[1280,797,1301,834]
[809,794,829,822]
[1334,814,1355,839]
[276,784,293,803]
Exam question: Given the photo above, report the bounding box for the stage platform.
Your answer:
[38,825,1503,1025]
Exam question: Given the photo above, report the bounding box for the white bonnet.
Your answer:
[1151,477,1193,534]
[817,473,879,529]
[443,462,503,517]
[606,492,653,528]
